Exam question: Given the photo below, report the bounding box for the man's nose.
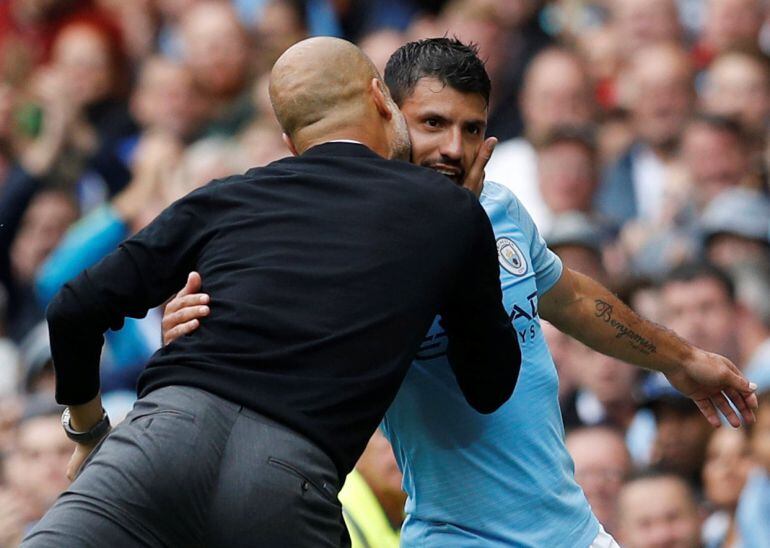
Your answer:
[439,128,463,160]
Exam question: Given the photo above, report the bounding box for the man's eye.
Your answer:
[467,126,481,135]
[425,118,440,128]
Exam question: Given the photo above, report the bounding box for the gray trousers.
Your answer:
[23,386,350,547]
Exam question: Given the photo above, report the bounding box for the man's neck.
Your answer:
[299,129,389,159]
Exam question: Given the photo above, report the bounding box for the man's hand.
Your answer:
[162,272,209,345]
[462,137,497,197]
[66,439,104,481]
[65,395,109,481]
[663,349,758,428]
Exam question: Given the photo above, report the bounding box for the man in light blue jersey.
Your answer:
[162,38,758,547]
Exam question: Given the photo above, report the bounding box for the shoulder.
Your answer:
[481,181,523,221]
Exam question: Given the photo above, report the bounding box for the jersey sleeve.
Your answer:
[508,196,562,295]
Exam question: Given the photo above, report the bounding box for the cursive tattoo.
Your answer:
[594,300,657,355]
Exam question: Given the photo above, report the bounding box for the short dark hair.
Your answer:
[384,37,491,107]
[535,124,598,160]
[622,468,695,497]
[685,112,749,150]
[661,261,736,302]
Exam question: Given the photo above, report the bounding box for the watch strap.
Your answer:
[61,408,111,444]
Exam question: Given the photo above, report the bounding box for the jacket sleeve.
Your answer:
[47,185,212,405]
[439,198,521,414]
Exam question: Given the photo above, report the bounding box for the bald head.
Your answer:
[269,37,410,159]
[271,37,379,137]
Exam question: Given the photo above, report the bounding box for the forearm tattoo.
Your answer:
[594,300,657,355]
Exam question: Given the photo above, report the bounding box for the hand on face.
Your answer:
[461,136,497,197]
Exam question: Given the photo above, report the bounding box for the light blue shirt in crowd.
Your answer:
[381,181,599,547]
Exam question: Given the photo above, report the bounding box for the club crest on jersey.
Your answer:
[496,237,527,276]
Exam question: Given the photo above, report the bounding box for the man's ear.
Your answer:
[370,78,393,121]
[282,133,299,156]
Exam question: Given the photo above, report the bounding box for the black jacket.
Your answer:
[47,142,520,476]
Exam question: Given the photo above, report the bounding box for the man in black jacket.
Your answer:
[22,37,520,547]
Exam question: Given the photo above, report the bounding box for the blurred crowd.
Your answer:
[0,0,769,546]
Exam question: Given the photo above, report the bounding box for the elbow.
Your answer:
[45,284,84,335]
[465,375,517,414]
[45,290,67,330]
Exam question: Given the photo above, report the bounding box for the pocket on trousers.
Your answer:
[128,408,196,427]
[267,457,339,503]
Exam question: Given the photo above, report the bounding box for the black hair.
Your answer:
[685,112,749,150]
[384,37,491,107]
[622,468,695,496]
[535,124,598,159]
[661,261,736,302]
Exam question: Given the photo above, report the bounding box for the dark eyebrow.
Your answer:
[465,119,487,129]
[419,111,448,121]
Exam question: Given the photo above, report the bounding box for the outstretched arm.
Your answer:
[539,267,757,427]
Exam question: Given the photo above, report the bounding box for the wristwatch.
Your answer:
[61,407,111,444]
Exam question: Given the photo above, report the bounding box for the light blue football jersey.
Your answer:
[381,182,599,547]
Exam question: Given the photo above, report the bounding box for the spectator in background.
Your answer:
[681,116,752,213]
[736,388,770,547]
[0,0,106,84]
[0,61,93,320]
[48,14,133,143]
[617,471,702,548]
[609,0,682,60]
[701,427,753,548]
[594,109,635,168]
[659,262,740,366]
[0,285,19,396]
[18,321,56,396]
[130,56,210,145]
[6,188,78,341]
[32,133,243,394]
[695,0,765,68]
[575,25,622,110]
[340,430,404,548]
[3,403,70,532]
[728,261,770,378]
[700,188,770,270]
[598,43,694,227]
[701,51,770,145]
[533,126,601,234]
[641,374,714,490]
[253,0,308,72]
[561,343,639,432]
[619,115,754,278]
[179,0,254,136]
[546,211,609,285]
[486,48,594,230]
[566,426,632,536]
[436,0,552,142]
[359,29,405,76]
